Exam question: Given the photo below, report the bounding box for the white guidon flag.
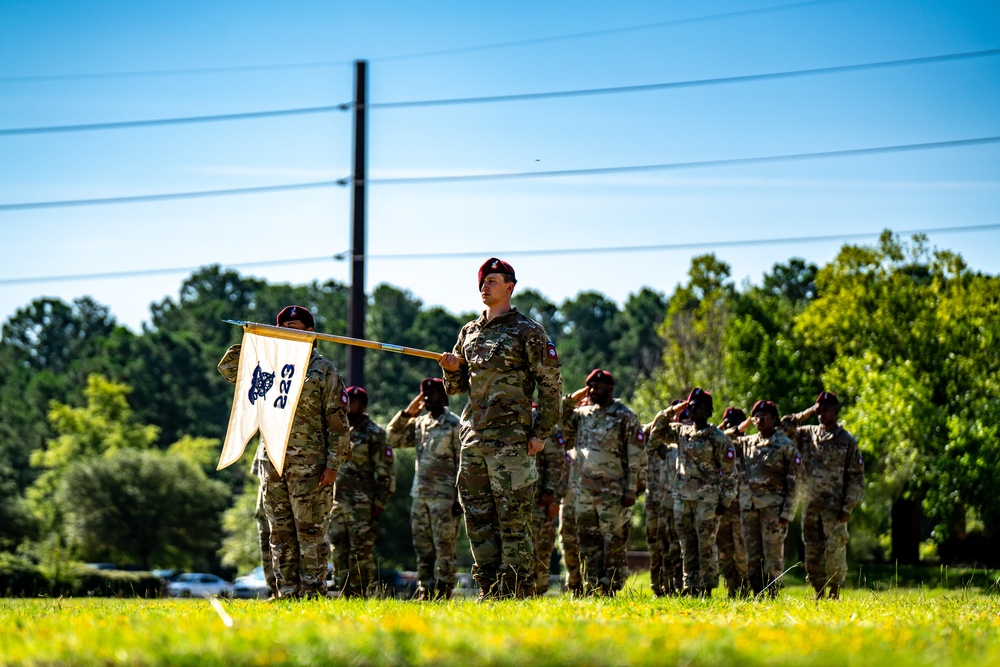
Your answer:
[218,330,313,475]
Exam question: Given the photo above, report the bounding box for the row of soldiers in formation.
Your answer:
[219,259,864,601]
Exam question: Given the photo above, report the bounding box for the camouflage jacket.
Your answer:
[732,430,801,521]
[443,308,563,444]
[217,344,351,474]
[536,426,570,499]
[562,397,644,501]
[781,412,865,512]
[647,409,736,506]
[386,408,461,501]
[334,415,395,511]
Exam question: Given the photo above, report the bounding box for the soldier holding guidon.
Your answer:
[439,258,563,599]
[217,305,351,599]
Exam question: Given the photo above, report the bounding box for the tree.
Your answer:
[56,449,229,569]
[557,291,620,391]
[610,288,666,400]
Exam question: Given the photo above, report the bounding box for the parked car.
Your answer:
[165,573,233,598]
[232,566,271,599]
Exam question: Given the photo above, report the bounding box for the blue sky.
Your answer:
[1,0,998,332]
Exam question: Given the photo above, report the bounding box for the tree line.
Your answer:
[1,230,997,575]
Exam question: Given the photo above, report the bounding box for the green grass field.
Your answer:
[3,579,999,666]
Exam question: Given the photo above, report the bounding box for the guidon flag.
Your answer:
[217,331,313,475]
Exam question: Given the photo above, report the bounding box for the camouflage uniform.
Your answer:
[716,426,748,597]
[657,440,684,594]
[530,428,570,594]
[329,414,394,597]
[782,412,865,596]
[443,308,562,598]
[644,450,667,595]
[386,407,463,598]
[559,447,583,594]
[648,410,737,594]
[253,463,277,594]
[563,397,644,595]
[218,344,350,598]
[732,430,801,597]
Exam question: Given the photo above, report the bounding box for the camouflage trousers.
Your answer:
[256,484,277,593]
[803,503,850,592]
[530,498,560,594]
[411,497,461,594]
[458,439,537,597]
[659,493,683,594]
[742,505,789,597]
[559,486,581,592]
[329,499,379,597]
[259,459,334,598]
[576,488,632,595]
[674,499,721,592]
[717,501,748,597]
[645,491,664,595]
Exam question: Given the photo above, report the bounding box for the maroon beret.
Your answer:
[346,386,368,404]
[276,305,314,329]
[585,368,614,386]
[816,391,840,406]
[420,377,445,396]
[751,400,779,418]
[721,407,747,428]
[687,387,713,410]
[478,257,516,289]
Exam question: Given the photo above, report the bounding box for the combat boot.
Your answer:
[828,585,841,600]
[433,580,453,600]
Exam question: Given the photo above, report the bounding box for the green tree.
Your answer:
[56,448,229,569]
[219,483,261,575]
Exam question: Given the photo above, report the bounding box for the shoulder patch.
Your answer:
[857,453,863,466]
[556,433,565,446]
[385,446,394,459]
[340,388,349,406]
[794,454,801,466]
[725,447,735,460]
[546,341,558,360]
[636,431,645,443]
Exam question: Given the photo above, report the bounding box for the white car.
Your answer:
[232,566,271,599]
[165,573,233,598]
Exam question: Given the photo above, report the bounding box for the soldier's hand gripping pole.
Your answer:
[223,320,444,361]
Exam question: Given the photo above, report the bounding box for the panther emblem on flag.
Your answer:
[248,364,275,405]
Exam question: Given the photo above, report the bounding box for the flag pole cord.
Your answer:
[223,319,443,361]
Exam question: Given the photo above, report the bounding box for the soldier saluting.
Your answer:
[782,391,864,600]
[438,258,563,599]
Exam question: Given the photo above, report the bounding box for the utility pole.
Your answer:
[347,59,368,388]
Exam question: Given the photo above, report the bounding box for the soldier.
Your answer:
[530,420,569,596]
[386,378,463,600]
[217,305,350,598]
[439,258,563,599]
[559,445,583,596]
[643,425,666,597]
[645,400,686,597]
[562,369,644,596]
[730,401,800,598]
[648,388,736,597]
[717,407,750,598]
[329,386,394,598]
[782,391,865,600]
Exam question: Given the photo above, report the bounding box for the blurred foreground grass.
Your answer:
[3,582,999,666]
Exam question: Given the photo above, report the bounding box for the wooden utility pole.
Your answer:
[347,59,368,388]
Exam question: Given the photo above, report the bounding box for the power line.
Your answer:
[366,136,1000,185]
[369,48,1000,109]
[4,48,994,136]
[3,222,996,286]
[0,105,346,137]
[0,0,843,84]
[1,135,997,212]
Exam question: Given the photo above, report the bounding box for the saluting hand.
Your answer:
[404,392,425,417]
[738,418,752,433]
[570,387,589,405]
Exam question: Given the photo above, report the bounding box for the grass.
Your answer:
[2,578,999,666]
